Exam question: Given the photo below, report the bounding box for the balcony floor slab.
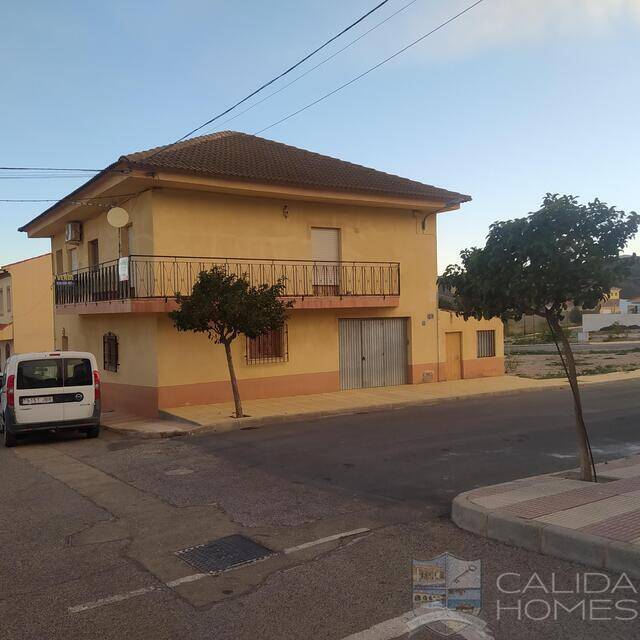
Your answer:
[55,295,400,314]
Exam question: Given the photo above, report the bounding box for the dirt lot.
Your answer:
[507,347,640,378]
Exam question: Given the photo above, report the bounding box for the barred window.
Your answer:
[103,332,119,372]
[246,326,288,364]
[477,330,496,358]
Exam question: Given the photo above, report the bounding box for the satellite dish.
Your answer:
[107,207,130,228]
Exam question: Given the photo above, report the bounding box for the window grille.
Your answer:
[103,332,119,372]
[477,330,496,358]
[246,326,288,364]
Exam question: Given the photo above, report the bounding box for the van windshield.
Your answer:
[17,358,93,389]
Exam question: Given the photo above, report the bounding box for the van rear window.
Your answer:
[16,358,93,389]
[17,360,62,389]
[64,358,92,386]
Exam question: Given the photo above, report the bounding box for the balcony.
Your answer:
[54,255,400,314]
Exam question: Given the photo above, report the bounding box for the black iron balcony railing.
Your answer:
[53,255,400,305]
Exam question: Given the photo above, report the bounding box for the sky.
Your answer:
[2,0,640,270]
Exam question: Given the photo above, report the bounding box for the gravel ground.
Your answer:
[506,349,640,378]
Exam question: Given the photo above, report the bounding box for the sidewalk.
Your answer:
[100,412,196,438]
[102,369,640,438]
[453,456,640,579]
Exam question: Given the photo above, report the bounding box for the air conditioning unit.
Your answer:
[65,222,82,244]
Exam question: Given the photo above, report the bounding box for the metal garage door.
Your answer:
[339,318,408,390]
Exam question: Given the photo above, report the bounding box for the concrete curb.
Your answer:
[452,492,640,579]
[100,424,190,439]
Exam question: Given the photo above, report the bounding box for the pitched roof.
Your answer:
[19,132,470,234]
[122,131,471,204]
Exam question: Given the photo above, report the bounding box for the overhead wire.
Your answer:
[200,0,422,136]
[0,191,148,206]
[255,0,486,134]
[143,0,395,158]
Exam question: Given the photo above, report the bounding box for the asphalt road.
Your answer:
[200,378,640,510]
[2,379,640,640]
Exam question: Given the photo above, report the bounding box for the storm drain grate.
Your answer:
[175,534,276,573]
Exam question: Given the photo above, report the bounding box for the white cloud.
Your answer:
[411,0,640,58]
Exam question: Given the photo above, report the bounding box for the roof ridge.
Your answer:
[123,131,237,161]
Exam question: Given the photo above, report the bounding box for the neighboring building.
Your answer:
[19,131,503,417]
[581,286,640,340]
[599,287,622,314]
[598,286,640,315]
[0,253,55,369]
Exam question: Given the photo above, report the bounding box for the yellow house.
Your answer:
[19,132,503,416]
[600,286,621,314]
[0,253,55,369]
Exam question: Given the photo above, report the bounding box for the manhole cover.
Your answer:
[175,535,275,572]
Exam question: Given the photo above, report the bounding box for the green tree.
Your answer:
[439,195,638,481]
[567,306,583,326]
[169,266,291,418]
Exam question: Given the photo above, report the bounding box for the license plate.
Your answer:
[22,396,54,405]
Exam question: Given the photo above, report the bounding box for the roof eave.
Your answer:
[18,160,131,235]
[125,160,471,208]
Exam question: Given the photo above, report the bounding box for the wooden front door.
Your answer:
[445,332,463,380]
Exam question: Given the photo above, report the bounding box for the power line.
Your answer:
[202,0,422,136]
[0,167,129,180]
[3,0,481,204]
[0,166,102,172]
[255,0,486,135]
[0,175,100,180]
[0,191,146,205]
[148,0,394,155]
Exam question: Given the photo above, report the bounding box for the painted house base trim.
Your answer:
[411,357,504,383]
[158,370,340,410]
[102,382,159,418]
[461,356,505,379]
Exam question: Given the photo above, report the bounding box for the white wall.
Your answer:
[583,313,640,333]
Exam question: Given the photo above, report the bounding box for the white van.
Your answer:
[0,351,101,447]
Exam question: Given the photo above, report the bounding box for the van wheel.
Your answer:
[4,426,17,448]
[86,425,100,439]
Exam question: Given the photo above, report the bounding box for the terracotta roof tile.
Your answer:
[20,132,470,234]
[122,131,470,203]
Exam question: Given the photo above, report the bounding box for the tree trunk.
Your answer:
[548,315,594,482]
[223,339,244,418]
